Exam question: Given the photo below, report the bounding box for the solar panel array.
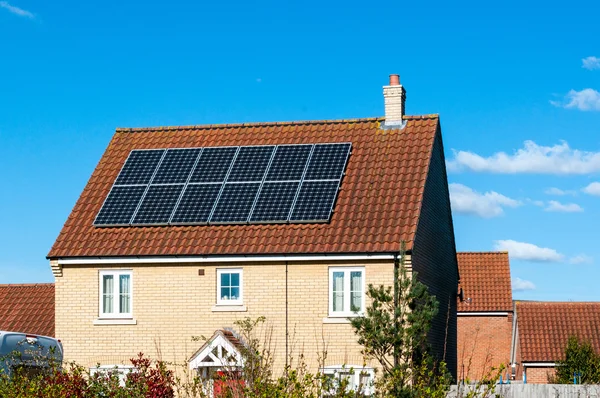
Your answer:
[94,143,351,226]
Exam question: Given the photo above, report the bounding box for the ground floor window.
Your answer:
[322,365,374,396]
[89,365,134,386]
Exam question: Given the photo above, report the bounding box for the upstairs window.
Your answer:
[217,269,243,306]
[99,270,132,318]
[329,267,365,317]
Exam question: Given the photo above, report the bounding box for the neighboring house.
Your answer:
[0,283,55,337]
[456,252,513,382]
[47,75,459,385]
[512,301,600,384]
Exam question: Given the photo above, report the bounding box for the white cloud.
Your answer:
[494,240,564,262]
[544,187,576,196]
[544,200,584,213]
[447,140,600,175]
[583,182,600,196]
[528,199,545,207]
[512,278,536,292]
[0,1,33,18]
[583,56,600,70]
[449,183,521,218]
[551,88,600,111]
[569,254,593,265]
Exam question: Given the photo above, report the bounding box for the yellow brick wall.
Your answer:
[55,260,395,374]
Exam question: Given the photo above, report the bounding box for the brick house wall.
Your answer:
[525,366,555,384]
[55,260,394,373]
[457,314,512,381]
[412,125,459,380]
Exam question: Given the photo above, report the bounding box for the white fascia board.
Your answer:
[523,362,556,367]
[457,312,510,316]
[57,254,396,265]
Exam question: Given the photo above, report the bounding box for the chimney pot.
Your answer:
[389,74,400,86]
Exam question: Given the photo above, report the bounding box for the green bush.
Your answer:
[0,353,173,398]
[552,336,600,384]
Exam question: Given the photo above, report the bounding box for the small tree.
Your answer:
[552,336,600,384]
[350,248,450,397]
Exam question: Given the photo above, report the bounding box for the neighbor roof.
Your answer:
[517,301,600,362]
[0,284,55,337]
[48,115,439,258]
[457,252,512,312]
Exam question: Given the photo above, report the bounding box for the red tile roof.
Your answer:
[517,301,600,362]
[48,116,439,258]
[457,252,512,312]
[0,284,55,337]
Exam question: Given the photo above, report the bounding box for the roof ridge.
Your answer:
[0,283,55,287]
[517,300,600,304]
[115,114,439,133]
[457,251,508,254]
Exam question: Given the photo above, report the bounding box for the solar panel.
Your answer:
[265,145,312,181]
[210,183,261,223]
[152,148,202,184]
[170,184,222,224]
[95,142,351,226]
[95,186,147,225]
[289,180,340,222]
[132,185,185,224]
[227,146,275,182]
[304,143,351,181]
[190,147,238,183]
[249,181,299,222]
[115,150,165,185]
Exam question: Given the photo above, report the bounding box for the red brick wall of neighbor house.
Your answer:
[412,126,459,380]
[526,367,556,384]
[457,314,512,381]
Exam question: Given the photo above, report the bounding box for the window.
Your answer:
[99,270,132,318]
[90,365,134,386]
[322,365,374,396]
[329,267,364,317]
[217,269,243,305]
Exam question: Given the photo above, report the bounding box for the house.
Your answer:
[512,301,600,384]
[47,75,459,385]
[456,252,513,382]
[0,283,55,337]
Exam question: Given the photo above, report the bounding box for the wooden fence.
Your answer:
[448,383,600,397]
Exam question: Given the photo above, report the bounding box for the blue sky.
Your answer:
[1,0,599,301]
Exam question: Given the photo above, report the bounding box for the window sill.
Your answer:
[211,305,247,312]
[322,317,354,324]
[93,318,137,325]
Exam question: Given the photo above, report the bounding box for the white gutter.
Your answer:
[457,312,510,316]
[522,362,556,367]
[57,254,396,265]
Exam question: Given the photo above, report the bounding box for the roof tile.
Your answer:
[457,252,512,312]
[517,301,600,362]
[48,116,439,258]
[0,284,55,337]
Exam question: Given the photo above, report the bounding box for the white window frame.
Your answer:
[216,268,243,306]
[90,365,134,386]
[322,365,374,395]
[99,270,133,319]
[328,267,365,317]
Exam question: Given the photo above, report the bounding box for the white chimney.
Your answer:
[383,74,406,127]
